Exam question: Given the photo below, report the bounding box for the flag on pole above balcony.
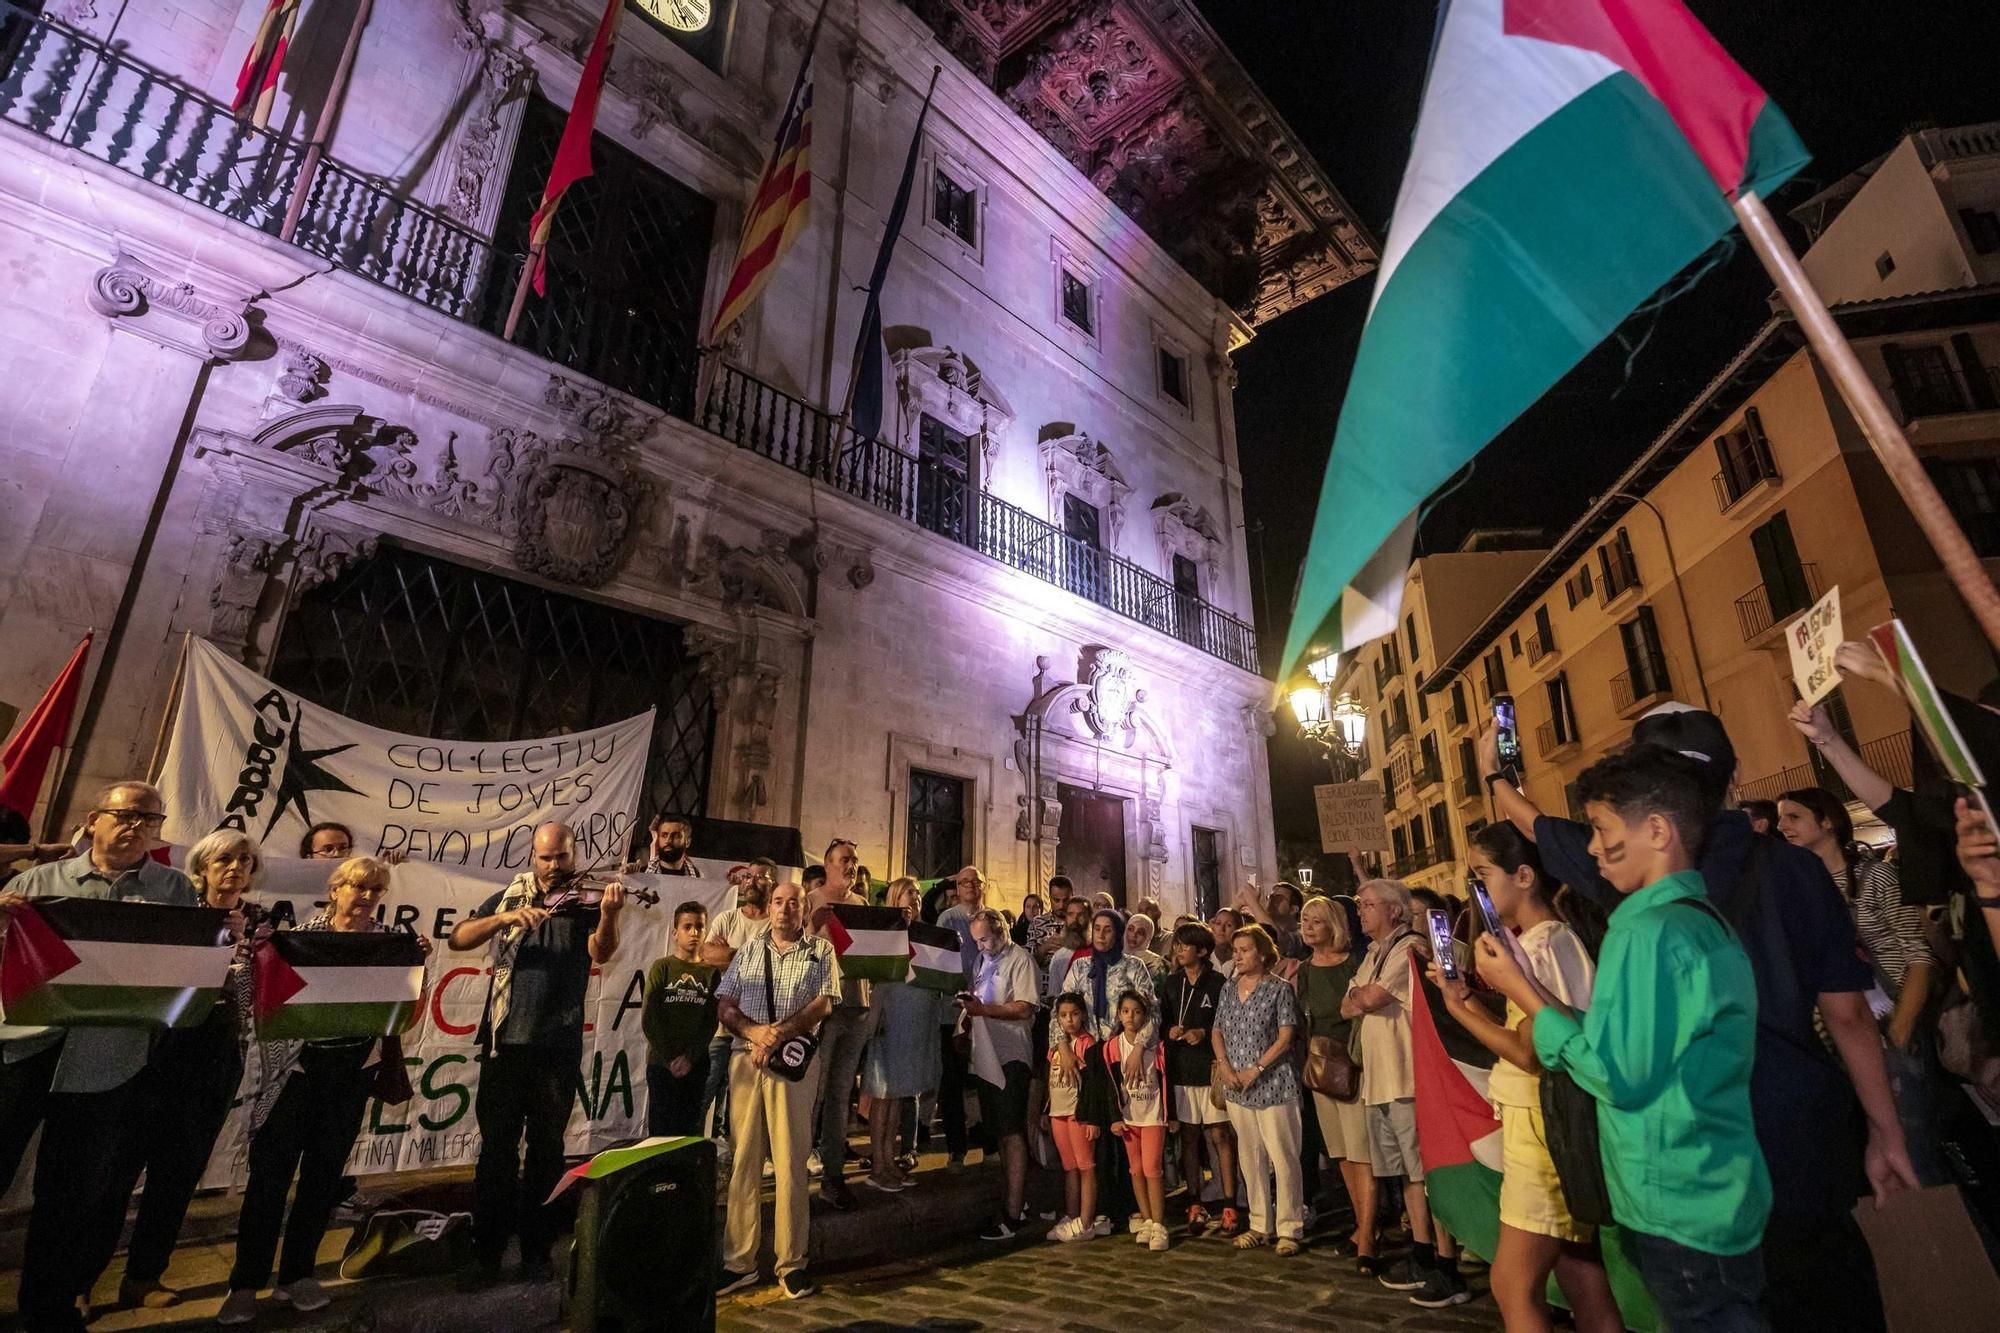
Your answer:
[843,67,939,444]
[708,0,829,343]
[1280,0,1808,680]
[524,0,624,298]
[231,0,302,131]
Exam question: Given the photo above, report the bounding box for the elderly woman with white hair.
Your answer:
[220,856,429,1325]
[79,829,262,1310]
[1342,878,1459,1303]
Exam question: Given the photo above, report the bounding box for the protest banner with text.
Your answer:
[157,637,652,869]
[1315,781,1389,853]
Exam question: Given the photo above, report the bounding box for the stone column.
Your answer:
[17,251,251,829]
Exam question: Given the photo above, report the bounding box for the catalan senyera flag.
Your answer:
[0,898,231,1029]
[1281,0,1808,677]
[231,0,302,131]
[524,0,623,297]
[253,929,426,1041]
[908,921,963,992]
[707,0,827,341]
[824,904,913,984]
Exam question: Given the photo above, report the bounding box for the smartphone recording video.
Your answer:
[1427,909,1459,982]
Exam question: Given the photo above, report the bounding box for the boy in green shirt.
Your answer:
[1477,747,1771,1333]
[643,902,721,1137]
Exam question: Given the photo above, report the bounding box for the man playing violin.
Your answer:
[449,821,625,1288]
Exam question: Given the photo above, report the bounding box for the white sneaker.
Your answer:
[1133,1220,1153,1245]
[714,1138,734,1172]
[1044,1215,1074,1242]
[217,1289,259,1326]
[762,1157,775,1179]
[274,1278,329,1312]
[1128,1212,1144,1231]
[807,1150,824,1178]
[1052,1217,1090,1244]
[1088,1215,1113,1238]
[1148,1223,1170,1252]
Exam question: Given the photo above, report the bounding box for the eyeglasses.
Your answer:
[94,809,166,830]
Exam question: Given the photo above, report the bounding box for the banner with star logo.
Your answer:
[157,637,652,870]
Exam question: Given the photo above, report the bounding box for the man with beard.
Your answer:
[637,813,703,877]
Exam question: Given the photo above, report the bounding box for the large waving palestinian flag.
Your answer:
[254,930,427,1040]
[823,904,912,984]
[1282,0,1808,674]
[0,898,231,1029]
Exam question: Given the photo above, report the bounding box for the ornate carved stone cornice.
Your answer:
[901,0,1376,325]
[86,250,253,360]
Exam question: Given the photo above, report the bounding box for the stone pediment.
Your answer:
[901,0,1377,324]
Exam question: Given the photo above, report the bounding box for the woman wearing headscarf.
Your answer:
[1056,909,1156,1232]
[1124,911,1169,988]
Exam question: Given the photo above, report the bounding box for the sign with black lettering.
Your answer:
[158,638,651,867]
[1314,781,1389,853]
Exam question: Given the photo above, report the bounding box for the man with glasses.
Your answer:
[299,822,354,859]
[0,781,197,1330]
[804,839,874,1209]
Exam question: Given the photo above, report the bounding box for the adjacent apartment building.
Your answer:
[0,0,1379,912]
[1334,536,1546,900]
[1423,123,2000,823]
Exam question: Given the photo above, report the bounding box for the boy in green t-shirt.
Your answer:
[1477,746,1771,1332]
[643,902,721,1136]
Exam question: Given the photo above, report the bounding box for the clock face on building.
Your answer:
[633,0,711,32]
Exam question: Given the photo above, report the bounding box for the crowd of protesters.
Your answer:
[5,641,2000,1328]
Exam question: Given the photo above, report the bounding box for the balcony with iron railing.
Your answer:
[1412,754,1444,792]
[1391,839,1452,877]
[1383,709,1413,750]
[1458,765,1484,802]
[1598,550,1641,605]
[1612,657,1673,716]
[0,5,1262,672]
[1889,363,2000,422]
[1736,731,1914,805]
[1537,719,1580,759]
[1735,563,1823,643]
[1525,629,1558,668]
[1445,693,1471,732]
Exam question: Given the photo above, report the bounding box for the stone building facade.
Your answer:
[0,0,1374,914]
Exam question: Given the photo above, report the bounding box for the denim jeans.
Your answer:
[702,1033,733,1136]
[1628,1230,1770,1333]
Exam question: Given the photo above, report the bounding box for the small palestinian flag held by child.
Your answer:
[908,921,963,992]
[823,904,911,984]
[254,930,427,1041]
[0,897,231,1029]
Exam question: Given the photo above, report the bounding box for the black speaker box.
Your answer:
[565,1138,718,1332]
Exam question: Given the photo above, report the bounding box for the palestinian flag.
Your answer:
[254,930,426,1041]
[0,897,230,1029]
[823,904,911,984]
[547,1135,707,1204]
[1409,958,1657,1328]
[1282,0,1808,675]
[908,921,963,992]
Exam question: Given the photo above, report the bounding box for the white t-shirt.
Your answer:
[1047,1034,1094,1118]
[1487,919,1596,1109]
[1106,1033,1166,1127]
[705,908,768,1037]
[969,943,1040,1087]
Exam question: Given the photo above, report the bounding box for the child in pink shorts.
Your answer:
[1107,988,1171,1251]
[1045,993,1114,1243]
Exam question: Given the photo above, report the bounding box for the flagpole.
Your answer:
[1733,191,2000,654]
[502,240,543,343]
[146,633,192,785]
[279,0,374,244]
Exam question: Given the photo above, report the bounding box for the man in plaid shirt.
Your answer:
[1026,874,1074,961]
[713,879,837,1301]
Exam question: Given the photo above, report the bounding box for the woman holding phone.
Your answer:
[1429,825,1619,1333]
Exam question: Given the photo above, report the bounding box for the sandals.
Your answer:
[1232,1231,1268,1250]
[1355,1254,1386,1278]
[1275,1238,1301,1257]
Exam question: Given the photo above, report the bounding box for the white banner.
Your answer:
[158,638,653,871]
[198,858,736,1186]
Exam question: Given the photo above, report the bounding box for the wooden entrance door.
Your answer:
[1056,784,1128,908]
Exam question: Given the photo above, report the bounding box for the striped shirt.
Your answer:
[1833,856,1933,997]
[715,927,838,1051]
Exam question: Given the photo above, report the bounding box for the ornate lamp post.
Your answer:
[1289,654,1367,779]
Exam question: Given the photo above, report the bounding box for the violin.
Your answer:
[540,869,661,917]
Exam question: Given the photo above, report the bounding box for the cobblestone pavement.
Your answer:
[718,1222,1505,1333]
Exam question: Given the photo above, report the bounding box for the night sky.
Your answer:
[1195,0,2000,846]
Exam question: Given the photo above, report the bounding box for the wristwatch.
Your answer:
[1483,767,1519,793]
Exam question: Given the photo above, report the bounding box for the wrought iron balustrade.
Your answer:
[1734,562,1822,642]
[1526,629,1557,666]
[1412,756,1444,790]
[0,4,497,324]
[1598,550,1641,604]
[1612,658,1672,714]
[1891,363,2000,421]
[1736,731,1914,806]
[1536,719,1578,757]
[697,362,1259,672]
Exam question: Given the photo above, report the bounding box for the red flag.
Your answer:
[0,633,91,819]
[231,0,301,131]
[525,0,623,297]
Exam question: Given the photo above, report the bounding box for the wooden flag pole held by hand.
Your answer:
[278,0,374,244]
[1733,191,2000,655]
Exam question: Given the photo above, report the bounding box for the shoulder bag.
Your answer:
[1299,968,1360,1101]
[1539,896,1734,1227]
[761,940,820,1083]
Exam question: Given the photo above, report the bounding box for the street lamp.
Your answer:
[1289,653,1368,760]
